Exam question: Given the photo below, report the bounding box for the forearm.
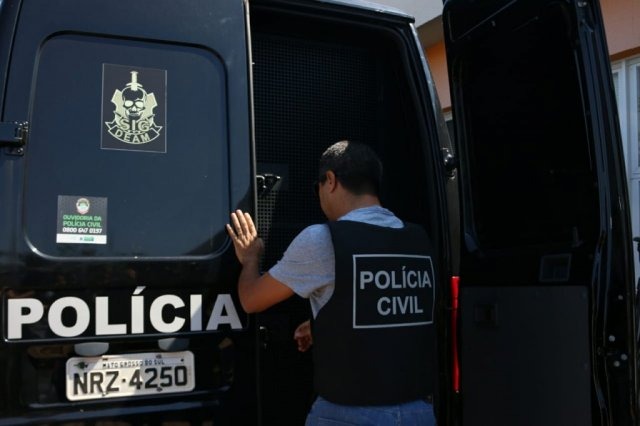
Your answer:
[227,209,294,312]
[237,258,261,312]
[236,265,295,313]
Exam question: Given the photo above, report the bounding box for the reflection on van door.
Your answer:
[444,0,637,424]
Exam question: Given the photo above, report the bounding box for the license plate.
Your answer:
[65,351,195,401]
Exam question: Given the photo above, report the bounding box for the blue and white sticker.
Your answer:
[56,195,108,244]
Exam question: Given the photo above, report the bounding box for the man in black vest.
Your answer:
[227,140,437,425]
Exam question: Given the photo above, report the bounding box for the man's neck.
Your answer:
[334,194,381,219]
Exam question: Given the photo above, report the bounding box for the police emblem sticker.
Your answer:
[352,254,435,329]
[101,64,166,153]
[56,195,108,244]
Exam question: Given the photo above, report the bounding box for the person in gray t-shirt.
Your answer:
[226,141,395,317]
[226,140,436,426]
[269,205,403,319]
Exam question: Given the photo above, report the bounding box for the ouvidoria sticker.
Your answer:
[56,195,108,244]
[101,64,166,153]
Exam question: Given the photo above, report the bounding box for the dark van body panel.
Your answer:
[0,0,257,424]
[444,0,637,424]
[0,0,454,424]
[0,0,635,424]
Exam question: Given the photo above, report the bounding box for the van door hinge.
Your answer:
[0,121,28,155]
[442,147,458,178]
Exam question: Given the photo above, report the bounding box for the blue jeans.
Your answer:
[305,397,437,426]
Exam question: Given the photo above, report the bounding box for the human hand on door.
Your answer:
[226,209,264,266]
[293,319,313,352]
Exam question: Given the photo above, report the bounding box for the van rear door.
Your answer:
[444,0,637,424]
[0,0,254,424]
[248,0,454,424]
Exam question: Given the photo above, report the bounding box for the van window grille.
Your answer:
[253,33,379,269]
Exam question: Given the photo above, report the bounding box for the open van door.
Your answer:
[0,0,255,424]
[444,0,638,424]
[248,1,454,424]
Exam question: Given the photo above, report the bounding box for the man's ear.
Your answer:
[326,170,338,192]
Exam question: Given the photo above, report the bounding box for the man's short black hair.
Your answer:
[318,140,383,196]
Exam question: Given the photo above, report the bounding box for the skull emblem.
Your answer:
[106,67,163,146]
[121,71,147,120]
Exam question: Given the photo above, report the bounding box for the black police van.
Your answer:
[0,0,636,424]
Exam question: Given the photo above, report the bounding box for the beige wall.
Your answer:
[426,0,640,111]
[426,41,451,111]
[601,0,640,59]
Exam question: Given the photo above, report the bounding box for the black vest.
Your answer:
[313,220,436,405]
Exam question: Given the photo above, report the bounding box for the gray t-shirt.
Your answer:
[268,205,403,317]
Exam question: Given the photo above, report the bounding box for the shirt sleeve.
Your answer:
[268,224,334,299]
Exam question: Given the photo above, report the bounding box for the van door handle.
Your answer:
[0,121,28,156]
[256,173,281,196]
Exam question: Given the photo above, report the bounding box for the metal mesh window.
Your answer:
[253,33,379,269]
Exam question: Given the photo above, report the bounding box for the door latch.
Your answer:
[256,173,281,197]
[442,147,458,178]
[0,121,28,155]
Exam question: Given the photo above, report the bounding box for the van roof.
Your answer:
[301,0,415,22]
